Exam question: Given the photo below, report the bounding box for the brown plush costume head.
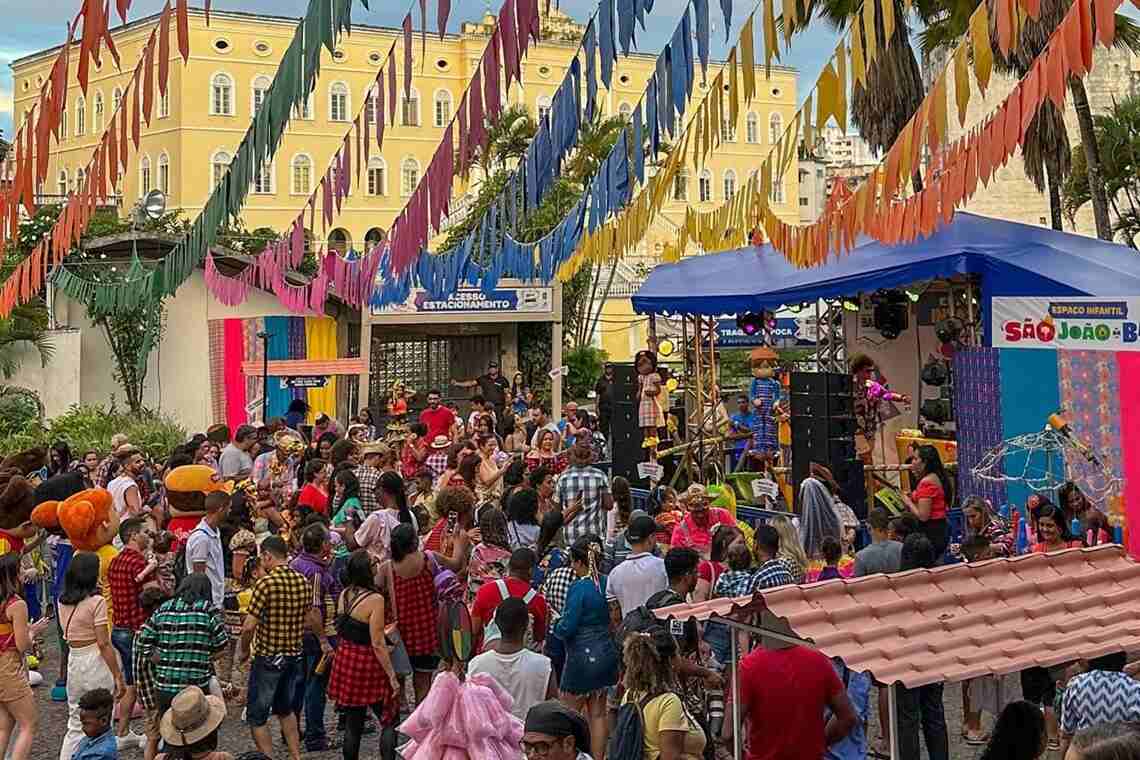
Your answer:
[0,469,37,537]
[0,448,48,484]
[750,347,778,379]
[165,465,233,519]
[31,488,120,552]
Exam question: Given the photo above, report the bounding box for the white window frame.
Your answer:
[723,170,737,200]
[618,102,632,119]
[699,169,712,203]
[76,167,86,190]
[771,177,785,204]
[60,107,68,138]
[291,154,313,195]
[401,88,420,127]
[400,157,420,196]
[536,95,552,123]
[746,112,759,144]
[158,89,170,118]
[112,87,122,114]
[252,159,275,195]
[139,155,152,195]
[721,117,736,143]
[158,152,170,195]
[251,74,272,116]
[769,113,783,146]
[433,89,452,128]
[75,96,86,135]
[57,169,68,197]
[329,81,350,122]
[367,157,387,196]
[211,150,232,187]
[210,72,235,116]
[364,86,378,126]
[93,91,104,131]
[673,169,688,201]
[328,228,352,254]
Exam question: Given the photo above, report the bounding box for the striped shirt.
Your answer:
[134,598,227,698]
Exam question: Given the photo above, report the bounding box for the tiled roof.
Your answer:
[652,546,1140,688]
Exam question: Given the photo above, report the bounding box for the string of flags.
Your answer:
[0,2,191,319]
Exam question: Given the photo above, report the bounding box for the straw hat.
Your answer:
[682,483,708,502]
[159,686,226,747]
[272,430,304,453]
[360,441,391,456]
[429,435,452,450]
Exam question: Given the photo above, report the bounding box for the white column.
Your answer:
[551,318,563,419]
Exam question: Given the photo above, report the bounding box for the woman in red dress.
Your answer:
[328,550,400,760]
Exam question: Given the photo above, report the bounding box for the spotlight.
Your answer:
[736,312,765,336]
[841,298,860,312]
[657,339,675,357]
[872,291,910,340]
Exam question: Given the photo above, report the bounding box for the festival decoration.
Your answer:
[0,3,189,318]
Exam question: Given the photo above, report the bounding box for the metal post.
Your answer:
[888,683,901,760]
[258,332,271,423]
[731,627,741,760]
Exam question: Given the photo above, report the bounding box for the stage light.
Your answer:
[841,299,860,312]
[657,339,675,357]
[872,291,910,340]
[736,312,765,335]
[935,317,964,345]
[905,290,920,303]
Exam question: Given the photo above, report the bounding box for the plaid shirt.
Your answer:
[541,565,576,617]
[713,568,755,600]
[107,547,148,632]
[555,464,611,545]
[355,464,383,516]
[424,451,449,479]
[247,565,311,657]
[134,598,227,699]
[747,558,794,593]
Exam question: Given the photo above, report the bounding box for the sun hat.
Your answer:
[360,441,390,456]
[430,435,452,450]
[159,686,226,747]
[682,483,708,502]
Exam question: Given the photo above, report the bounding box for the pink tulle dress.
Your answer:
[399,671,525,760]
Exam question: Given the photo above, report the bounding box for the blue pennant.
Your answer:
[632,104,645,185]
[599,0,616,88]
[616,0,635,55]
[720,0,732,41]
[694,0,710,77]
[584,21,597,123]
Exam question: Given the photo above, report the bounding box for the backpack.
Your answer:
[481,579,538,650]
[606,693,656,760]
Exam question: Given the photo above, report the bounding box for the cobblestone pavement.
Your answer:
[25,631,1053,760]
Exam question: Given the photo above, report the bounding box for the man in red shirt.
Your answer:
[106,516,152,751]
[729,641,856,760]
[470,548,548,652]
[419,388,457,443]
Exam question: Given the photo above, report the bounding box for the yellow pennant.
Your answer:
[763,0,779,76]
[863,0,878,69]
[850,15,867,87]
[953,42,970,126]
[971,6,993,96]
[835,40,848,133]
[741,14,757,102]
[881,0,895,51]
[783,0,797,44]
[815,63,841,130]
[728,47,740,127]
[932,70,949,152]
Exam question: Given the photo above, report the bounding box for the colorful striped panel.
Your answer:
[953,347,1007,509]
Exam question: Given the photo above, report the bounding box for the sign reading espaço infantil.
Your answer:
[992,296,1140,351]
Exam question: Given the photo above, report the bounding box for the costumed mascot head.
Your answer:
[750,346,778,381]
[0,447,49,485]
[0,467,40,545]
[31,488,120,552]
[166,464,232,520]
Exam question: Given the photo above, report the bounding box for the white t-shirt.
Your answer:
[107,475,140,517]
[218,443,253,478]
[468,648,552,722]
[606,552,668,616]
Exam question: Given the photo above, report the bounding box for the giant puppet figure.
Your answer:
[747,347,784,462]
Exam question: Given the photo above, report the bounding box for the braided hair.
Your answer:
[570,534,604,591]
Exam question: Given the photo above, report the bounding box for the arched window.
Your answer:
[618,102,632,120]
[364,86,378,125]
[367,157,387,196]
[328,228,351,255]
[329,82,350,122]
[93,91,104,131]
[211,150,232,188]
[769,113,783,145]
[60,106,68,138]
[291,155,312,195]
[251,75,271,116]
[57,169,68,197]
[721,117,736,142]
[400,157,420,196]
[252,159,274,194]
[433,90,452,128]
[296,93,313,120]
[139,155,152,194]
[75,96,86,135]
[112,87,122,114]
[401,88,420,127]
[723,170,737,200]
[76,167,86,191]
[157,153,170,195]
[698,169,712,202]
[211,73,234,116]
[771,176,785,204]
[745,113,759,143]
[536,95,552,123]
[364,227,386,250]
[158,89,170,118]
[673,168,689,201]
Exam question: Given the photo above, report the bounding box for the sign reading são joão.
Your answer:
[993,297,1140,351]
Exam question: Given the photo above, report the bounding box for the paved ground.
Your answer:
[25,631,1053,760]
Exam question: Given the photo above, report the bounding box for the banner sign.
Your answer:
[715,317,818,347]
[282,376,328,389]
[993,296,1140,351]
[371,287,554,316]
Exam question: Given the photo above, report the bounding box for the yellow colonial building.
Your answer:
[8,5,798,427]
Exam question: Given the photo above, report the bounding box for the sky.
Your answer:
[0,0,842,139]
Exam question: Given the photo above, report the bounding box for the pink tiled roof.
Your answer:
[652,546,1140,688]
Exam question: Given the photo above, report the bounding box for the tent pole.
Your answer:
[888,683,900,760]
[731,625,741,760]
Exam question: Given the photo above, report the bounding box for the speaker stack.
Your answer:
[789,372,865,516]
[608,363,644,484]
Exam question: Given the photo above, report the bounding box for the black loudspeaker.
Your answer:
[610,363,638,405]
[610,401,644,483]
[789,371,857,510]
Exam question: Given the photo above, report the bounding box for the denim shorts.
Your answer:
[110,628,136,685]
[246,655,303,727]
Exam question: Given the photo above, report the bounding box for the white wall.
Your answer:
[3,328,82,418]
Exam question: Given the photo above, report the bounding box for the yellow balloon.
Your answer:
[665,377,679,392]
[657,339,675,357]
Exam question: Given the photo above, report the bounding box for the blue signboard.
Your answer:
[715,317,817,347]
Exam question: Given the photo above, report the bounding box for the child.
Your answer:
[410,469,434,535]
[635,349,664,456]
[650,486,683,551]
[136,531,175,596]
[220,553,261,704]
[72,688,118,760]
[817,536,843,581]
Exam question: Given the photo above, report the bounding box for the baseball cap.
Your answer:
[627,511,658,543]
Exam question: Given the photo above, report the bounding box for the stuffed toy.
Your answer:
[31,488,120,624]
[747,347,784,461]
[165,465,232,550]
[635,349,665,455]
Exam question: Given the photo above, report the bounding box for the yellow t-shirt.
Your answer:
[96,544,119,628]
[625,692,707,760]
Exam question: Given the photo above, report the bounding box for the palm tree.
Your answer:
[564,114,628,187]
[799,0,927,190]
[918,0,1140,239]
[1062,94,1140,246]
[475,104,538,176]
[0,302,54,379]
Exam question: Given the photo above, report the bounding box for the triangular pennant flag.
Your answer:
[953,43,970,126]
[881,0,895,48]
[835,39,848,133]
[741,13,756,102]
[863,0,878,67]
[402,14,413,99]
[762,0,779,75]
[782,0,797,43]
[439,0,451,38]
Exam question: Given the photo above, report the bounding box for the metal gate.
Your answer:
[369,334,502,407]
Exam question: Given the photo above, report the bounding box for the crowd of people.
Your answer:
[0,360,1133,760]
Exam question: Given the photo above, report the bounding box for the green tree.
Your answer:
[1062,93,1140,246]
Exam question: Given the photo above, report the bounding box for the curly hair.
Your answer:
[621,627,678,698]
[434,486,475,518]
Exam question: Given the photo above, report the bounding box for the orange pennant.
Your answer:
[1095,0,1117,46]
[1003,88,1022,160]
[1020,64,1041,137]
[977,121,994,188]
[996,0,1014,56]
[1062,2,1087,75]
[1044,43,1068,110]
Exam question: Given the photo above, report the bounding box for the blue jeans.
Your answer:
[246,655,303,727]
[292,634,330,748]
[110,628,136,684]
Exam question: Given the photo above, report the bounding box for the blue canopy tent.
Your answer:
[632,213,1140,343]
